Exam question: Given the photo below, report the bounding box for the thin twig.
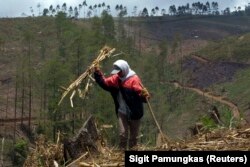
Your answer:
[66,152,88,167]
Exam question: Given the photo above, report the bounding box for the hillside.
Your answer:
[132,15,250,40]
[1,15,250,166]
[126,15,250,54]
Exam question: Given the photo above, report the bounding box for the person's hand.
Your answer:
[94,63,101,71]
[141,87,150,99]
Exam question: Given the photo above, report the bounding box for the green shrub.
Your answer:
[11,139,28,166]
[200,116,217,130]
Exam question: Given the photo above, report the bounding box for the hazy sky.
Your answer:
[0,0,249,17]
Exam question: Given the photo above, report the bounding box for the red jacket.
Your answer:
[94,70,146,120]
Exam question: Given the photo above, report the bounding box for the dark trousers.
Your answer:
[118,112,140,149]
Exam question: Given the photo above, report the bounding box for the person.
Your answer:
[94,59,150,150]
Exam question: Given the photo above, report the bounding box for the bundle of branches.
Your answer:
[159,126,250,151]
[58,46,116,108]
[23,134,63,167]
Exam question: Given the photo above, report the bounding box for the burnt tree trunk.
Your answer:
[64,115,103,161]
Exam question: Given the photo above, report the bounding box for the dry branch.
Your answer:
[57,46,116,108]
[66,152,88,167]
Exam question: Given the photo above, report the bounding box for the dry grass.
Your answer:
[23,134,63,167]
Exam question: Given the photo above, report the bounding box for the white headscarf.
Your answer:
[112,59,136,82]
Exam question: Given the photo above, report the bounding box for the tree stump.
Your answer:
[63,115,104,161]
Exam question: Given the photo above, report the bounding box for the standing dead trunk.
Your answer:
[63,115,104,161]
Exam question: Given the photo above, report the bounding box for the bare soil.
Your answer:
[183,55,250,88]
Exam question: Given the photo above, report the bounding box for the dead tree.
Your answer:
[209,106,223,125]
